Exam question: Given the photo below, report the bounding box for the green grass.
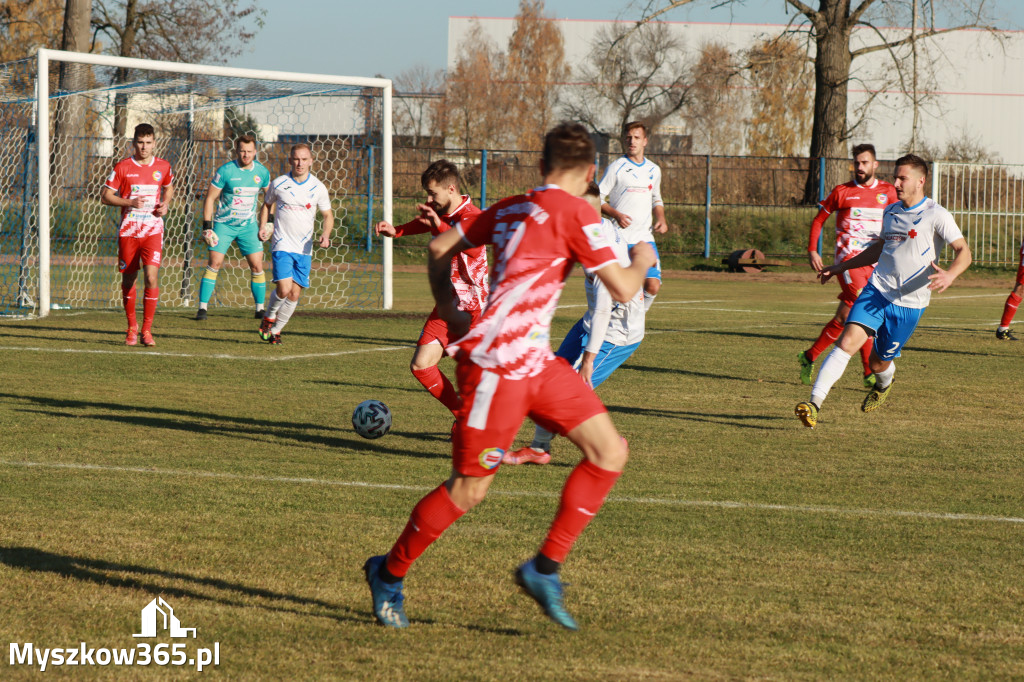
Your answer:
[1,269,1023,679]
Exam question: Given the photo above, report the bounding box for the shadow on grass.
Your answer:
[607,404,786,431]
[0,546,523,634]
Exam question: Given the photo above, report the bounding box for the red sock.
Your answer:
[142,287,159,333]
[122,284,137,329]
[385,483,465,578]
[807,318,844,362]
[411,366,461,414]
[860,338,874,376]
[1001,292,1021,328]
[539,460,622,563]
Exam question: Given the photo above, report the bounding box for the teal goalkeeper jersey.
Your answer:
[211,160,271,228]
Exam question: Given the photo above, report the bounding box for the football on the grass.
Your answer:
[352,400,392,439]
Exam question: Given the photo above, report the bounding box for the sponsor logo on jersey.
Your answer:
[876,192,888,204]
[131,185,140,194]
[852,208,862,218]
[234,187,242,194]
[254,176,262,184]
[478,448,504,470]
[885,232,908,242]
[118,259,126,270]
[152,171,162,182]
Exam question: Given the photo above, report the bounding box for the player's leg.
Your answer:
[842,265,877,384]
[268,280,299,339]
[138,234,162,345]
[862,302,923,412]
[239,229,267,318]
[411,312,460,414]
[118,236,141,343]
[260,251,289,339]
[196,240,228,319]
[642,241,661,311]
[997,245,1024,339]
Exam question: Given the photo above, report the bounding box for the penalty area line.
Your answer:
[4,459,1023,526]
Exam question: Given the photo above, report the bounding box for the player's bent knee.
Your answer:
[566,413,628,472]
[445,472,493,510]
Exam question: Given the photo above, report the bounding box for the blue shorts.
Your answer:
[555,318,642,388]
[627,241,661,281]
[847,282,925,361]
[271,251,312,288]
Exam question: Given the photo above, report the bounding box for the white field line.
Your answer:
[0,344,412,361]
[556,299,725,309]
[3,459,1022,526]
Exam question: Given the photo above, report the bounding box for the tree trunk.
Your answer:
[113,0,140,140]
[53,0,92,195]
[804,12,853,203]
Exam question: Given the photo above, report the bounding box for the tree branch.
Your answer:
[851,23,994,59]
[848,0,880,26]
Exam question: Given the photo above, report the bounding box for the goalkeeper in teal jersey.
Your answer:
[195,135,272,320]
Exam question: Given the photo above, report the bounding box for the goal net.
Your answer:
[0,49,393,317]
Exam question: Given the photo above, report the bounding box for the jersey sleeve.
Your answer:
[808,208,831,252]
[598,162,616,203]
[585,283,614,354]
[458,205,495,247]
[651,164,664,208]
[104,164,122,193]
[260,165,271,189]
[394,218,431,238]
[210,164,226,189]
[316,183,331,212]
[263,180,277,206]
[567,203,618,272]
[818,186,839,215]
[162,162,174,186]
[934,207,965,245]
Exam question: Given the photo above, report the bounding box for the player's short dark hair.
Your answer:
[584,181,600,198]
[894,153,930,178]
[542,122,595,172]
[623,121,649,138]
[236,134,257,149]
[133,123,155,140]
[851,143,876,159]
[421,159,460,190]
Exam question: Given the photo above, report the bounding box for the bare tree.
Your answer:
[0,0,62,62]
[445,21,512,149]
[628,0,998,199]
[685,41,744,155]
[394,65,445,148]
[504,0,569,150]
[744,34,813,157]
[565,21,691,142]
[53,0,94,193]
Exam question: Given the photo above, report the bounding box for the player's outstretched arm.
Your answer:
[319,209,335,248]
[427,228,472,336]
[595,242,656,303]
[375,220,397,237]
[258,202,273,241]
[652,205,668,234]
[819,240,883,284]
[928,238,971,292]
[807,208,830,273]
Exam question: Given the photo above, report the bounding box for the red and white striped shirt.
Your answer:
[810,178,897,263]
[449,185,618,380]
[104,156,174,238]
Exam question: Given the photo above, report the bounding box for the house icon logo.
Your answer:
[133,597,197,638]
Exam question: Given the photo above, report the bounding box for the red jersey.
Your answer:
[395,195,487,312]
[449,185,618,380]
[104,156,174,238]
[809,178,897,263]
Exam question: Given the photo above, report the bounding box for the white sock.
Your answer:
[198,302,208,311]
[530,425,555,451]
[810,347,852,407]
[998,325,1009,332]
[875,363,895,390]
[266,290,284,319]
[270,298,298,334]
[644,291,656,312]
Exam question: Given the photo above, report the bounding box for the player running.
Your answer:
[195,135,271,320]
[256,144,333,344]
[798,144,897,387]
[505,181,645,465]
[994,238,1023,340]
[363,122,656,630]
[100,123,174,347]
[374,160,486,416]
[795,154,971,428]
[599,121,667,311]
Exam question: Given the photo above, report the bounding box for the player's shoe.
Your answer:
[269,333,282,345]
[258,317,275,341]
[863,373,877,389]
[363,555,408,628]
[141,330,156,347]
[125,325,139,346]
[515,558,578,631]
[797,351,814,385]
[795,401,818,429]
[996,328,1018,340]
[862,379,894,412]
[194,308,208,321]
[503,447,551,466]
[254,309,265,320]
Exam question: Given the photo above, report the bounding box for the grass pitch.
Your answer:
[1,268,1022,680]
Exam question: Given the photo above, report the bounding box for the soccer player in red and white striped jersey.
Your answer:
[100,123,174,347]
[374,160,487,415]
[363,123,656,631]
[995,239,1023,340]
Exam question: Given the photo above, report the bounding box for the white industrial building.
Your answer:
[448,16,1024,163]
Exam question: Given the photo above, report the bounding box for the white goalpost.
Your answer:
[14,48,393,317]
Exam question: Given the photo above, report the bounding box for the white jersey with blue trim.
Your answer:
[581,219,646,349]
[265,173,331,255]
[870,197,964,309]
[598,156,663,244]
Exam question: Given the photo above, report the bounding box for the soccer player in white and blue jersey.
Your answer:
[795,154,972,428]
[505,183,646,464]
[256,144,333,344]
[599,121,667,311]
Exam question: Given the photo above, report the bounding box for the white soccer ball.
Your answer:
[352,400,392,439]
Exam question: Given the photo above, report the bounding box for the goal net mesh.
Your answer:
[0,55,388,316]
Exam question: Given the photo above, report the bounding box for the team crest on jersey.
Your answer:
[876,192,888,204]
[152,171,162,182]
[478,448,504,470]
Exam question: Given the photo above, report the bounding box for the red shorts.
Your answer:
[118,234,163,274]
[418,308,481,349]
[838,263,873,306]
[1015,239,1024,286]
[452,356,606,477]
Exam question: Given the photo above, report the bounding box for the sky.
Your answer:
[229,0,1024,81]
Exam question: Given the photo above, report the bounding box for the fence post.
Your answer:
[365,144,374,252]
[817,156,826,255]
[703,154,712,259]
[480,148,487,209]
